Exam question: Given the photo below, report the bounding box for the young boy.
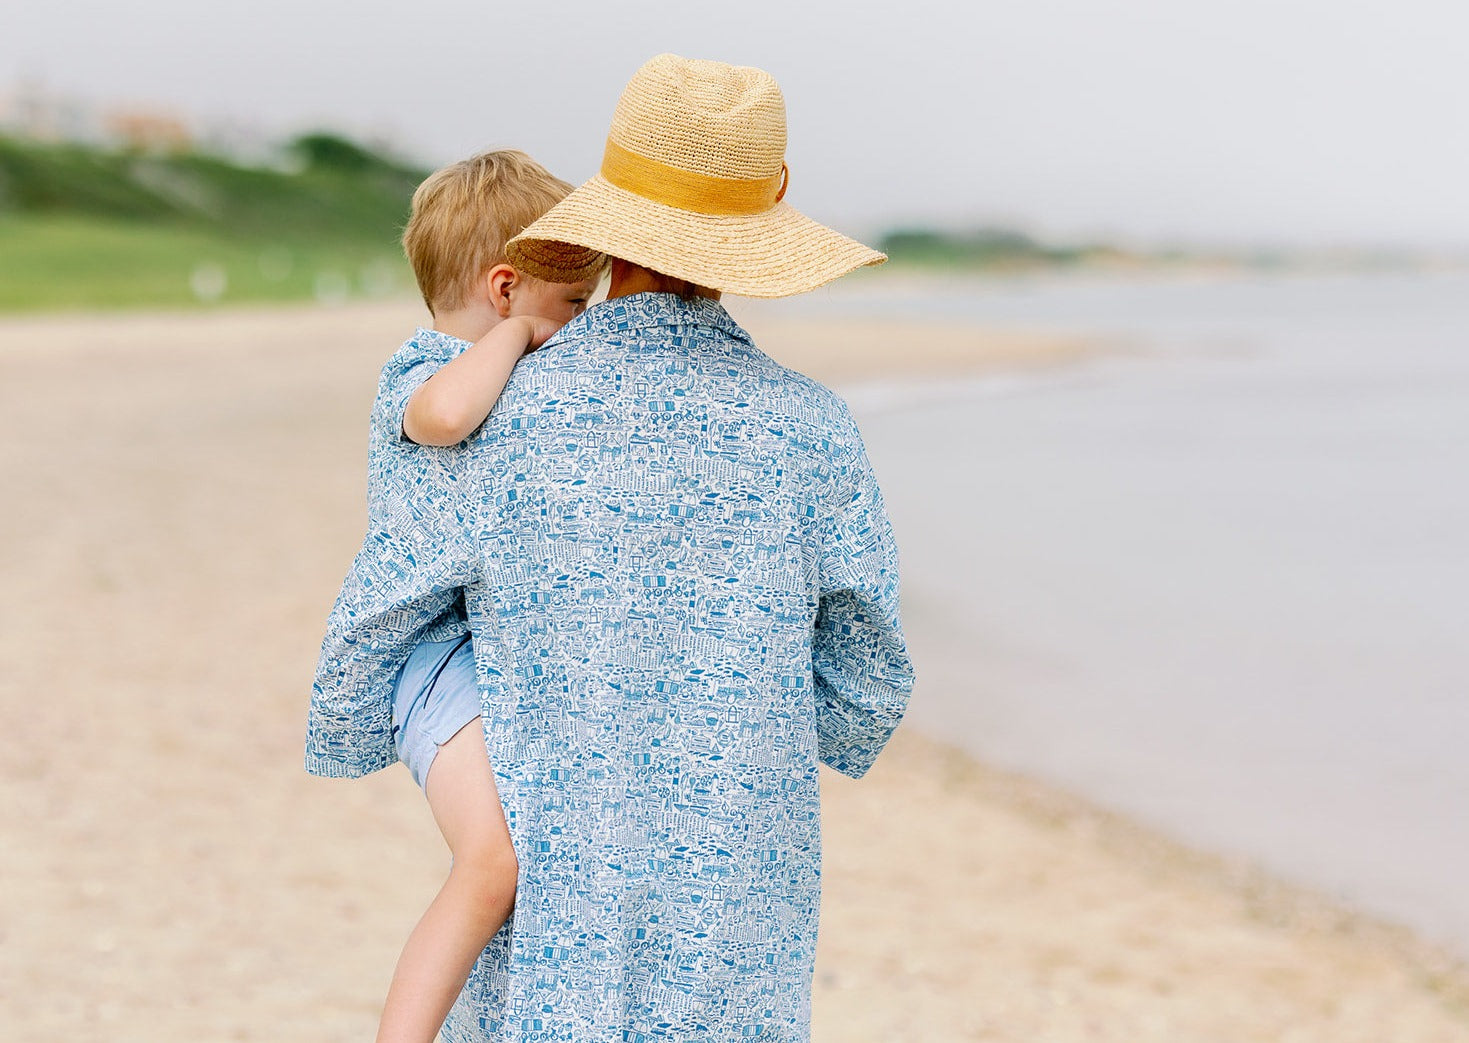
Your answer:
[305,149,603,1043]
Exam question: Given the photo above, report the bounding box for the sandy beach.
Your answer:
[3,298,1467,1042]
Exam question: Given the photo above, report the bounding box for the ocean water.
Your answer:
[791,272,1469,955]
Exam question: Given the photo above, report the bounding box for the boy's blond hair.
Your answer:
[403,150,573,315]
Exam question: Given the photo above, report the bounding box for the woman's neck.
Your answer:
[605,258,720,301]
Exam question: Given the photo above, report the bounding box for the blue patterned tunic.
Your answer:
[308,294,914,1041]
[306,326,476,778]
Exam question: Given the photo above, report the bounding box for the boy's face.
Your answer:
[509,275,601,326]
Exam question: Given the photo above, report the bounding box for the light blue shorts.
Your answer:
[391,634,481,789]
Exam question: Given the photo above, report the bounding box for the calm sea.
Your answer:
[761,271,1469,955]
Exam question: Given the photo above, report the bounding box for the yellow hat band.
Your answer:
[601,139,788,217]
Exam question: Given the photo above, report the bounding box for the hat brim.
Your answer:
[507,175,885,299]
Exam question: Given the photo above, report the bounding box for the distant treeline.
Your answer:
[879,227,1095,268]
[0,131,426,240]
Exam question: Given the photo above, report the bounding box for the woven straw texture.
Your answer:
[507,54,885,299]
[511,243,607,285]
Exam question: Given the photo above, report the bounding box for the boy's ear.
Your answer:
[486,264,519,318]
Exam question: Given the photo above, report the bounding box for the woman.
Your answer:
[359,53,914,1041]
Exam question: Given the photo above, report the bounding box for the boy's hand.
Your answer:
[405,315,565,446]
[515,315,564,355]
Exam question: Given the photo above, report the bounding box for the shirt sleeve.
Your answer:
[375,334,464,445]
[305,516,478,778]
[812,414,915,779]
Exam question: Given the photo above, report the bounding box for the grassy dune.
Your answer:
[0,134,421,312]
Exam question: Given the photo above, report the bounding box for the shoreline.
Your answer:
[3,299,1467,1040]
[732,306,1120,387]
[820,729,1469,1041]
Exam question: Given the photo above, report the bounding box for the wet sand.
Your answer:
[1,299,1466,1041]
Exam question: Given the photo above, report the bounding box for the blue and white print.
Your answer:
[308,293,914,1041]
[306,327,474,778]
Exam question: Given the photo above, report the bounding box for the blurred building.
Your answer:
[102,109,193,152]
[0,80,274,161]
[0,80,106,143]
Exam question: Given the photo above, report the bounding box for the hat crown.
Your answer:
[609,54,787,182]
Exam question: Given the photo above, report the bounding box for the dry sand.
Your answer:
[1,299,1466,1041]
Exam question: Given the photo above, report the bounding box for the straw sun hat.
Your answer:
[506,53,886,299]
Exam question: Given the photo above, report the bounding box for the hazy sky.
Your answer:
[6,0,1469,248]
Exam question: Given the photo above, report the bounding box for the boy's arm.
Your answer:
[812,420,915,779]
[403,316,561,446]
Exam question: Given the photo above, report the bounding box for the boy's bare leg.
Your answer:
[375,720,518,1043]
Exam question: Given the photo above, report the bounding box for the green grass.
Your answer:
[0,214,413,311]
[0,132,424,312]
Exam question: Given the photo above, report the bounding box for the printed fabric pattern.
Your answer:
[305,328,475,778]
[312,295,914,1041]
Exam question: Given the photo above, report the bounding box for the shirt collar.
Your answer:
[411,326,473,352]
[554,292,754,347]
